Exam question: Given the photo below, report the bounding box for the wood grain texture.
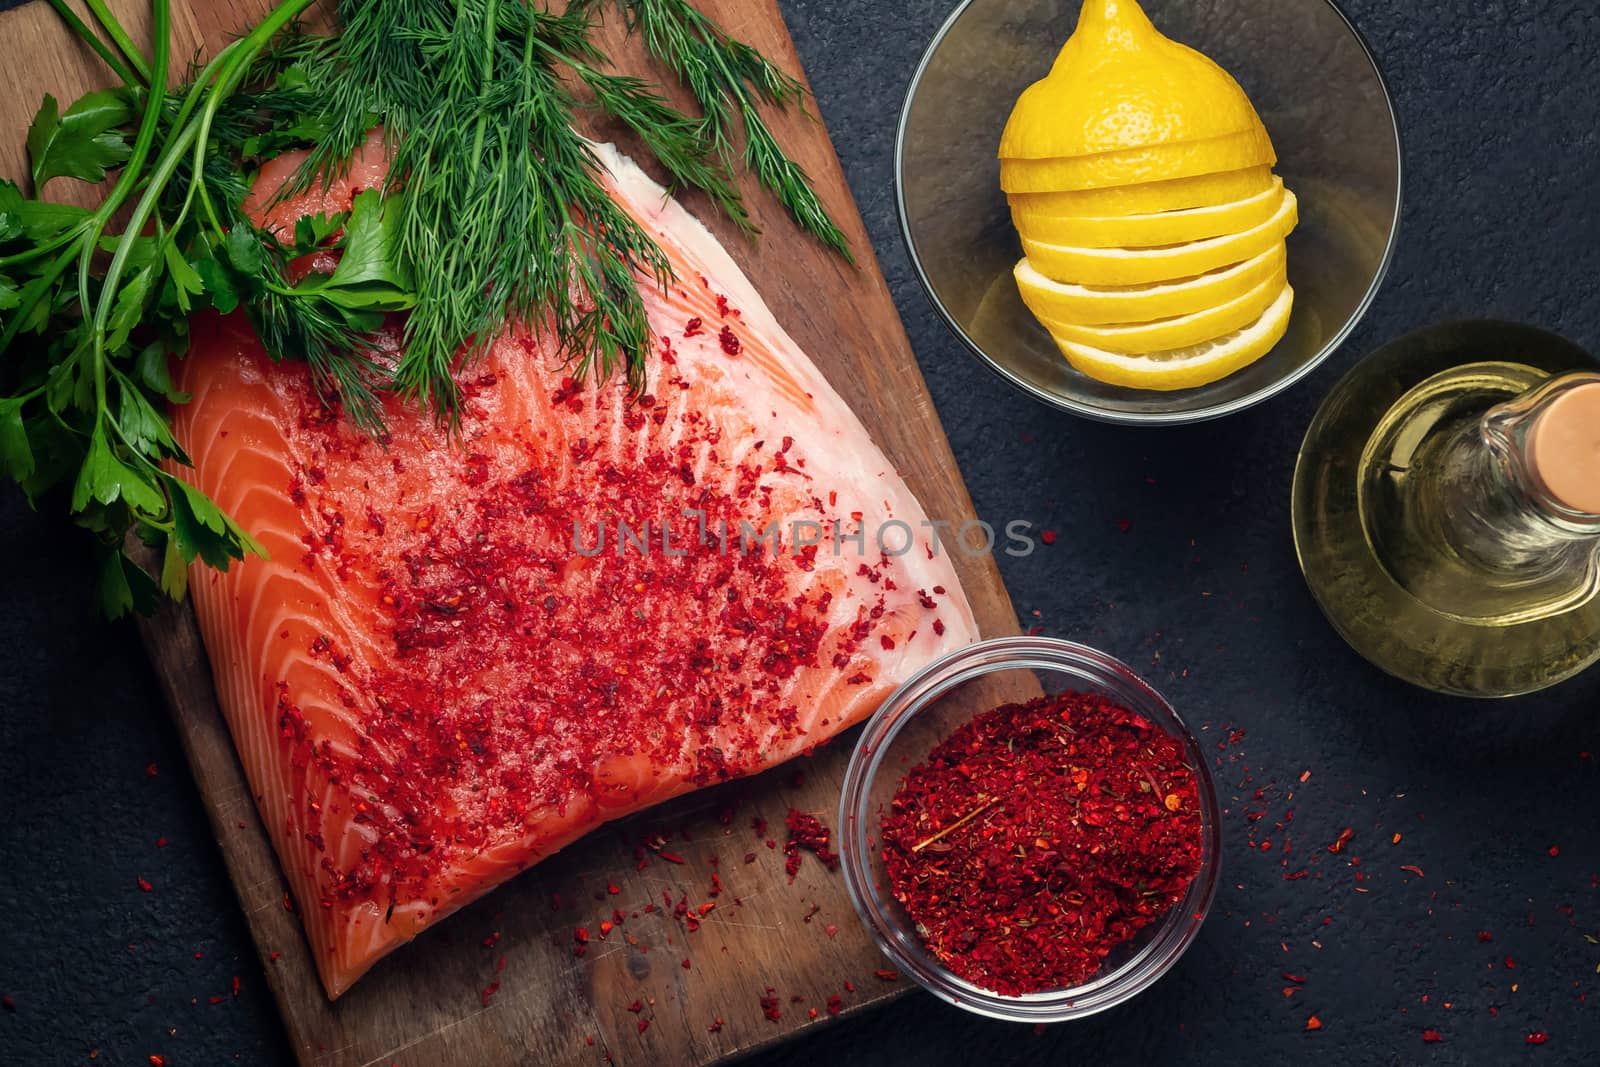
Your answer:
[0,1,1020,1063]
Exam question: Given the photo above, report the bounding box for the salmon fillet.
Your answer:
[172,135,979,997]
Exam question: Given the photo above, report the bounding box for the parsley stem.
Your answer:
[46,0,141,87]
[80,0,151,86]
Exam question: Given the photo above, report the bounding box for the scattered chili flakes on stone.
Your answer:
[1527,1032,1549,1045]
[136,875,153,893]
[1305,1015,1323,1032]
[1400,864,1425,878]
[1422,1029,1443,1043]
[1,994,14,1012]
[1328,828,1355,854]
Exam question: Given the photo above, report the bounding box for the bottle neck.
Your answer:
[1428,374,1600,575]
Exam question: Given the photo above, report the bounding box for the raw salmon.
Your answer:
[171,135,979,997]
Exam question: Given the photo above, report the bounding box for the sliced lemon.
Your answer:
[1036,267,1285,354]
[1022,189,1297,286]
[1010,167,1277,220]
[1014,178,1285,248]
[999,128,1276,194]
[1015,244,1285,326]
[1000,0,1268,160]
[1054,283,1294,390]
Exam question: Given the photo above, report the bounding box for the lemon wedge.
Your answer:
[1000,128,1277,194]
[1022,188,1297,286]
[1053,283,1294,390]
[1010,167,1277,220]
[1014,177,1285,248]
[1015,244,1285,326]
[1036,268,1285,354]
[1000,0,1269,159]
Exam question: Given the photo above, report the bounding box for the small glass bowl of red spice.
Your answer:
[838,637,1221,1021]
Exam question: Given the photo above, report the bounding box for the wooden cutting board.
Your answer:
[0,2,1020,1063]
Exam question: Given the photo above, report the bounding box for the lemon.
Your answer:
[1015,244,1285,326]
[999,128,1277,194]
[1010,167,1276,220]
[1036,268,1285,354]
[1021,188,1297,286]
[1000,0,1268,160]
[1053,283,1294,390]
[1015,177,1284,248]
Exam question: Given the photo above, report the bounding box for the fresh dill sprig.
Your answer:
[612,0,854,262]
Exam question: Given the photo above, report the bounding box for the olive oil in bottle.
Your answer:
[1292,322,1600,697]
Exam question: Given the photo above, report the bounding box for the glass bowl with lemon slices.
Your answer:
[898,0,1400,423]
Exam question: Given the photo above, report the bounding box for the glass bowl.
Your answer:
[838,637,1223,1022]
[897,0,1402,424]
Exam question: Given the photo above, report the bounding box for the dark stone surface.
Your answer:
[2,0,1599,1064]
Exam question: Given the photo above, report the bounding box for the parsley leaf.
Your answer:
[26,89,135,187]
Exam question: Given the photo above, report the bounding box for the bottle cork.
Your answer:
[1527,378,1600,516]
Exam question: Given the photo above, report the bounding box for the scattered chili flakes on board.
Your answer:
[783,809,839,881]
[879,692,1204,996]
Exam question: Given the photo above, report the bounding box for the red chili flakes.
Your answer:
[1040,530,1057,546]
[1305,1015,1323,1032]
[480,980,500,1006]
[607,882,621,895]
[707,1017,725,1033]
[1400,864,1425,878]
[760,989,782,1022]
[681,958,691,970]
[873,969,900,982]
[1,994,14,1012]
[155,837,168,848]
[719,326,742,356]
[1526,1032,1549,1045]
[1328,828,1356,854]
[268,951,281,963]
[1548,846,1560,857]
[827,994,843,1015]
[1476,931,1493,942]
[637,1019,650,1034]
[683,317,703,337]
[879,692,1203,996]
[145,763,158,778]
[1422,1029,1443,1043]
[783,809,840,882]
[659,852,686,865]
[574,927,589,943]
[743,852,757,864]
[136,876,153,893]
[148,1057,166,1067]
[231,975,241,999]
